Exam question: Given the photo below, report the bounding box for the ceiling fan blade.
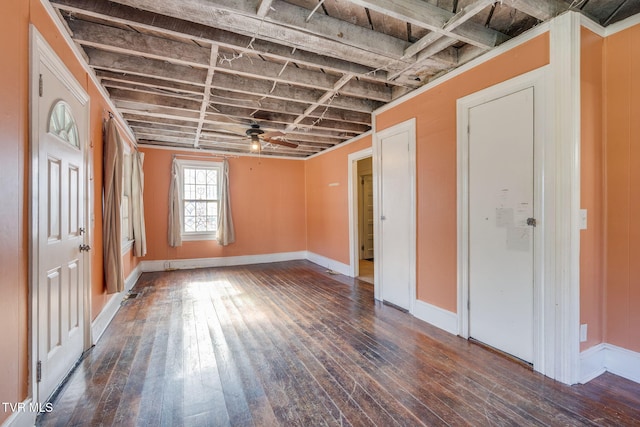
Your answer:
[263,137,298,149]
[263,130,286,138]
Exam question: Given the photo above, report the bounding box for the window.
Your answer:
[121,152,133,243]
[176,159,221,240]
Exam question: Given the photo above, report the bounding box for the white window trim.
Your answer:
[174,159,222,241]
[121,146,134,252]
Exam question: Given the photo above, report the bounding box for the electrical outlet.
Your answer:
[580,324,588,342]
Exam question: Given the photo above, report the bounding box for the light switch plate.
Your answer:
[580,209,587,230]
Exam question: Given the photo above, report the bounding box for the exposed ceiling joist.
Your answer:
[47,0,634,158]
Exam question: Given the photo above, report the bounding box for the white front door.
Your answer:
[33,40,89,403]
[378,121,415,310]
[468,87,535,363]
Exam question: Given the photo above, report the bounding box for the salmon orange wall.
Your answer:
[0,1,139,419]
[305,136,372,264]
[0,0,30,421]
[375,34,550,312]
[580,28,605,351]
[604,23,640,353]
[141,148,306,260]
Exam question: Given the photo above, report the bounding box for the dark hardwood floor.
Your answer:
[38,261,640,426]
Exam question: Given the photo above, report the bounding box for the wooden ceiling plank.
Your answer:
[74,20,393,102]
[101,80,204,102]
[502,0,567,21]
[109,87,203,111]
[51,0,406,85]
[194,45,219,148]
[256,0,275,17]
[69,19,211,67]
[97,70,205,95]
[87,48,208,85]
[286,73,354,132]
[106,0,414,65]
[345,0,508,49]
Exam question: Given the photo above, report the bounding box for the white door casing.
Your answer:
[30,27,91,404]
[458,68,549,375]
[374,119,416,311]
[468,87,535,363]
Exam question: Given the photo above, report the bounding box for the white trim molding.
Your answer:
[412,300,458,335]
[580,344,640,384]
[457,66,551,377]
[373,118,417,310]
[305,252,352,277]
[550,11,582,385]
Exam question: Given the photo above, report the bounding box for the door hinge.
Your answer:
[526,217,537,227]
[36,360,42,383]
[39,74,43,97]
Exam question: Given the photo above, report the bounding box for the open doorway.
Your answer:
[348,147,373,282]
[357,157,374,284]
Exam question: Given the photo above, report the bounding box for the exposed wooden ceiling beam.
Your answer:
[106,0,416,68]
[194,45,219,148]
[403,0,496,59]
[72,22,392,102]
[287,74,354,131]
[503,0,567,21]
[98,70,380,115]
[345,0,509,49]
[256,0,274,18]
[52,0,416,85]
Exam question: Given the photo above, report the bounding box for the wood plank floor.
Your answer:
[38,261,640,426]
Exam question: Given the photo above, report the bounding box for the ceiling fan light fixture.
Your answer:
[250,134,261,151]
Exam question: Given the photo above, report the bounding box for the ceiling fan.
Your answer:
[244,124,298,151]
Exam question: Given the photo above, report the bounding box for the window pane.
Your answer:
[181,165,219,234]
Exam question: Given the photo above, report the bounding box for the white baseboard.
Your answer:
[412,299,458,335]
[140,251,307,273]
[606,344,640,383]
[91,263,142,345]
[1,398,37,427]
[580,343,640,384]
[579,343,607,383]
[305,251,352,277]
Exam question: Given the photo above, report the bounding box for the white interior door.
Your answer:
[378,122,415,310]
[35,57,88,402]
[468,87,535,363]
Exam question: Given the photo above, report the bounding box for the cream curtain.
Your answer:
[131,151,147,257]
[103,118,124,294]
[216,159,235,246]
[168,158,182,247]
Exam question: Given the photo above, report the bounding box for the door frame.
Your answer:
[29,26,92,403]
[458,67,554,376]
[348,147,373,278]
[373,119,416,307]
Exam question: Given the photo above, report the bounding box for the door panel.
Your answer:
[37,61,86,402]
[380,128,412,309]
[468,87,534,363]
